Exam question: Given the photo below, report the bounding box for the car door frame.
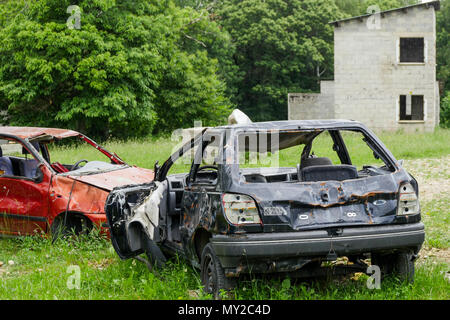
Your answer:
[0,134,52,235]
[106,130,206,260]
[179,130,225,264]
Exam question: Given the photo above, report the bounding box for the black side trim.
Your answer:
[1,213,47,222]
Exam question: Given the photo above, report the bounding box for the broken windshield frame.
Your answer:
[30,134,128,175]
[230,127,396,183]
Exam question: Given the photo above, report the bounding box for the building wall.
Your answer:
[288,81,334,120]
[288,4,439,132]
[333,5,438,132]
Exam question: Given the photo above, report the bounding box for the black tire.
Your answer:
[372,251,415,283]
[200,243,232,299]
[51,216,69,240]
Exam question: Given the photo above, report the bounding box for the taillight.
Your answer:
[222,193,262,225]
[397,182,419,215]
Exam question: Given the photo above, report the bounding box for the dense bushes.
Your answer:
[441,92,450,128]
[0,0,232,138]
[0,0,448,137]
[436,0,450,127]
[214,0,343,121]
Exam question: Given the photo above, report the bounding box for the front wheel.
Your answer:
[51,214,92,240]
[201,243,233,299]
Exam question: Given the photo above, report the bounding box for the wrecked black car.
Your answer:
[105,120,424,297]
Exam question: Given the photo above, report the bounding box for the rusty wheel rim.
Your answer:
[202,253,215,293]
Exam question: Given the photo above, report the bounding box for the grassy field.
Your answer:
[0,129,449,300]
[47,128,450,171]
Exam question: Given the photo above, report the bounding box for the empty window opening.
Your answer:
[236,129,393,184]
[399,95,424,121]
[399,38,424,63]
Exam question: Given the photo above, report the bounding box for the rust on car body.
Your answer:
[105,120,425,297]
[0,126,154,237]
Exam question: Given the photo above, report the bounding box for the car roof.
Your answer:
[0,126,80,140]
[215,119,365,130]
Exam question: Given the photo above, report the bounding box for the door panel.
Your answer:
[105,182,167,265]
[0,167,50,235]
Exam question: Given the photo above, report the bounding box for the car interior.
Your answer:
[238,129,391,184]
[28,136,126,174]
[0,141,40,179]
[157,134,222,244]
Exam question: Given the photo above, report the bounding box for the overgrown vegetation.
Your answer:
[1,0,448,137]
[47,128,450,170]
[0,133,448,300]
[0,0,233,138]
[0,230,448,299]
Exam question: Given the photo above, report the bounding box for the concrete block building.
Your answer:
[288,1,441,131]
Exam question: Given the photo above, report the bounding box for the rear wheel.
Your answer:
[201,243,233,299]
[371,251,415,283]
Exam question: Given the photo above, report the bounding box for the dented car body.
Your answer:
[0,127,154,236]
[105,120,424,296]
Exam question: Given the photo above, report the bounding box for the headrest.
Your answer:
[22,141,40,155]
[300,157,333,169]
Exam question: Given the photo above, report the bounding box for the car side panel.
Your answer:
[181,187,233,265]
[0,164,51,235]
[49,174,109,228]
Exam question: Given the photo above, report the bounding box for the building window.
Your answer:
[399,38,424,63]
[399,95,424,121]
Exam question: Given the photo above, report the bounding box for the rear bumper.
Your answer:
[210,222,425,270]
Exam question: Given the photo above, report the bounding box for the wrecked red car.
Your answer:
[0,126,154,236]
[106,120,425,298]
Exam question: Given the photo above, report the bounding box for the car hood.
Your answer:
[68,166,154,191]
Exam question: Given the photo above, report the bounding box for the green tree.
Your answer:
[440,91,450,128]
[436,0,449,126]
[0,0,232,138]
[214,0,345,121]
[335,0,419,17]
[173,0,241,106]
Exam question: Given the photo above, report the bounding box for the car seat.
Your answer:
[0,147,14,176]
[20,142,40,178]
[20,159,39,178]
[300,157,333,169]
[301,164,358,182]
[244,174,267,183]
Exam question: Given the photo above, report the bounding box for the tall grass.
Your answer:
[48,129,450,172]
[0,129,448,300]
[0,232,448,299]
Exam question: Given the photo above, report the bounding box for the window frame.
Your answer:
[398,94,425,122]
[0,136,44,182]
[188,131,223,187]
[398,37,426,65]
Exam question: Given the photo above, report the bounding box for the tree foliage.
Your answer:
[437,0,450,127]
[335,0,417,17]
[213,0,344,121]
[0,0,232,138]
[0,0,448,133]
